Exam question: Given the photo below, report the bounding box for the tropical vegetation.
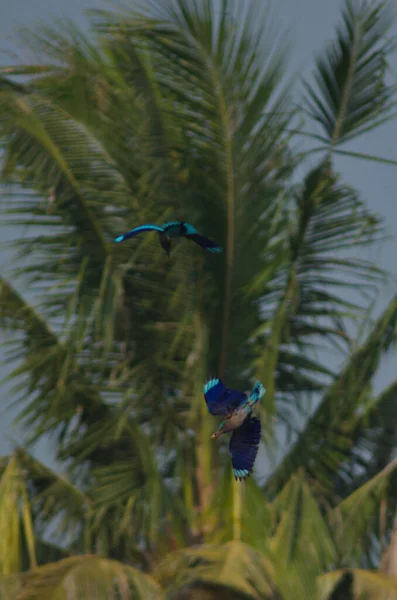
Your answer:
[1,0,397,597]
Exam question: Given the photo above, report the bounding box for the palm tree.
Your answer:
[1,0,397,597]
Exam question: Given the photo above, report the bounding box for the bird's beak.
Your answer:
[211,432,218,439]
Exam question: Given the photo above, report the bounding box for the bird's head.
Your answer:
[159,233,171,257]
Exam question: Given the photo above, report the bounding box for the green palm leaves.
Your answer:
[0,0,397,598]
[304,0,396,145]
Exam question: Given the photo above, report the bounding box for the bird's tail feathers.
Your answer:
[248,380,266,406]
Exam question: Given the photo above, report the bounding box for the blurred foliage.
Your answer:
[1,0,397,597]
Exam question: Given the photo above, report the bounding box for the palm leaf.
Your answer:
[266,293,397,495]
[255,159,385,423]
[155,540,275,600]
[268,471,336,599]
[303,0,397,145]
[331,458,397,562]
[1,555,160,600]
[0,455,36,575]
[0,277,111,446]
[333,377,397,501]
[318,569,397,600]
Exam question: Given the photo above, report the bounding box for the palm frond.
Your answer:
[303,0,397,145]
[0,454,36,575]
[1,555,160,600]
[318,569,397,600]
[155,540,275,600]
[331,458,397,563]
[266,293,397,495]
[255,158,385,420]
[268,471,336,599]
[0,277,110,446]
[333,377,397,501]
[0,456,37,575]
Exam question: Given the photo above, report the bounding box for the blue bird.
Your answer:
[203,378,266,481]
[114,220,222,257]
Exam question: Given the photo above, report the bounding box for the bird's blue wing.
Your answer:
[204,378,227,415]
[114,224,163,243]
[203,378,245,416]
[229,417,261,481]
[185,232,223,253]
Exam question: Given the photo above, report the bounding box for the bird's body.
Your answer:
[215,406,249,433]
[203,378,266,481]
[114,220,222,256]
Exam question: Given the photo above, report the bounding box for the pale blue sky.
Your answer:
[0,0,396,463]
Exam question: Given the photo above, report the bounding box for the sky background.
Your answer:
[0,0,396,466]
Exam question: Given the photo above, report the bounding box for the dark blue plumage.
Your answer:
[184,232,221,252]
[114,224,163,242]
[204,378,266,481]
[114,220,222,256]
[229,417,261,481]
[203,378,246,416]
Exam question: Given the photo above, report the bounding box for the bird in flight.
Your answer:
[114,221,222,256]
[203,377,266,481]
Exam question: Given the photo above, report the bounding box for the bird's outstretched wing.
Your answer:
[229,417,261,481]
[203,378,245,416]
[185,233,223,253]
[114,224,163,243]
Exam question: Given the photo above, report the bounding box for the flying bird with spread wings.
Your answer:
[203,377,266,481]
[114,220,222,256]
